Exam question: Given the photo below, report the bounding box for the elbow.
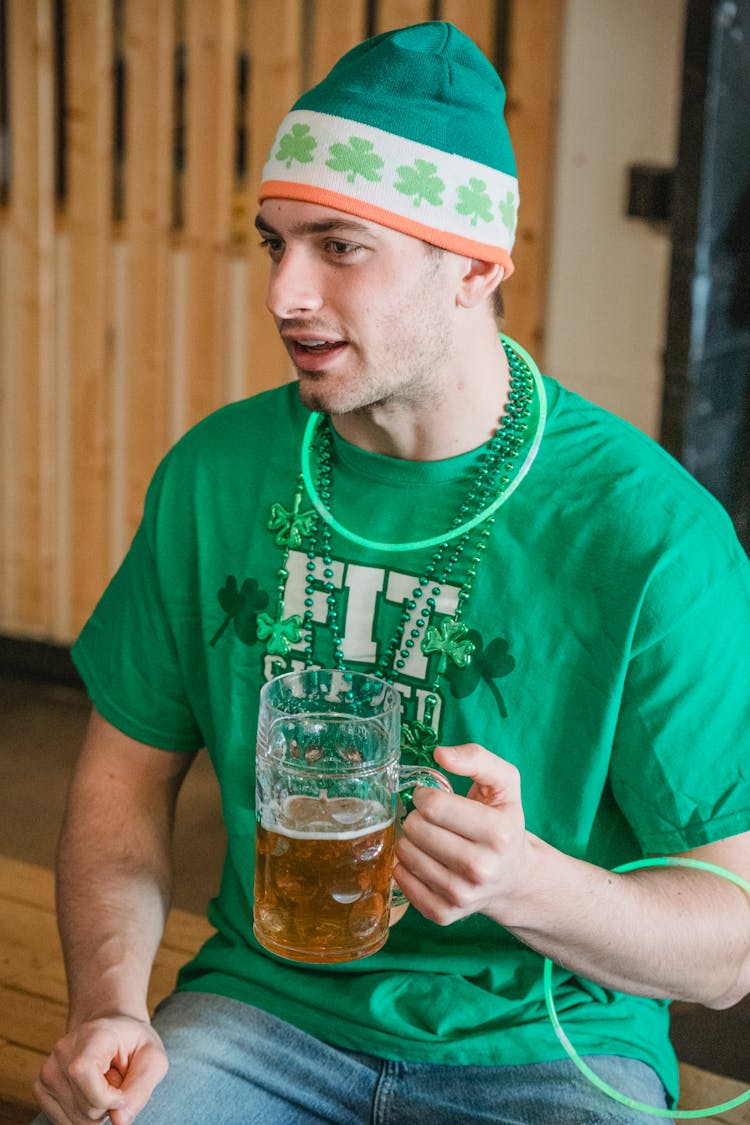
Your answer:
[706,988,749,1011]
[703,954,750,1011]
[706,985,750,1011]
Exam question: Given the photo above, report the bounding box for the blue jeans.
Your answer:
[33,991,672,1124]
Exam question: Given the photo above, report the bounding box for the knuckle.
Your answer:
[37,1057,54,1084]
[442,878,471,910]
[420,901,449,925]
[155,1049,170,1080]
[458,851,498,888]
[467,860,492,887]
[489,825,515,852]
[431,896,464,926]
[67,1055,90,1084]
[505,761,521,785]
[416,788,443,816]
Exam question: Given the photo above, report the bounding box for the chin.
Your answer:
[297,382,332,414]
[296,382,363,417]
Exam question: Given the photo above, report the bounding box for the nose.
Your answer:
[266,248,324,320]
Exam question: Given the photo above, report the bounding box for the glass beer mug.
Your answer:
[254,668,452,963]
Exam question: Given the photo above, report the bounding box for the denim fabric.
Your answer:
[31,990,672,1124]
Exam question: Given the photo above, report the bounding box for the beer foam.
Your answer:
[266,820,394,841]
[262,795,393,840]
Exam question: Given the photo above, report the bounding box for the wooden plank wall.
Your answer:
[0,0,563,645]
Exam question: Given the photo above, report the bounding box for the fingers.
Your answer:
[34,1049,125,1125]
[404,749,524,852]
[393,840,456,922]
[114,1039,169,1121]
[392,744,527,924]
[397,801,503,900]
[33,1018,168,1125]
[434,744,522,809]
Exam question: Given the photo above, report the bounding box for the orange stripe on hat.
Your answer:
[258,181,515,277]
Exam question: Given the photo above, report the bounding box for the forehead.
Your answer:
[256,199,416,246]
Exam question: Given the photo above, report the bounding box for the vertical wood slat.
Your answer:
[0,210,8,622]
[117,0,175,547]
[439,0,498,57]
[63,0,114,633]
[175,0,237,433]
[502,0,564,354]
[306,0,368,88]
[243,0,303,395]
[375,1,434,34]
[1,0,56,633]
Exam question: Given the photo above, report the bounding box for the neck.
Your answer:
[298,333,542,557]
[332,327,511,461]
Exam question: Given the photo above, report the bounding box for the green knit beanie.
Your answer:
[259,22,519,276]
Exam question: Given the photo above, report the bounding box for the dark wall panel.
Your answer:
[662,0,750,549]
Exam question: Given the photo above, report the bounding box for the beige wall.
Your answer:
[542,0,687,437]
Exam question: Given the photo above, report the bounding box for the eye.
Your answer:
[258,237,284,261]
[326,239,363,258]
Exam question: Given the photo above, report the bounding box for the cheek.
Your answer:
[366,273,420,320]
[339,262,449,340]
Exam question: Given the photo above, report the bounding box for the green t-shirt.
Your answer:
[72,376,750,1101]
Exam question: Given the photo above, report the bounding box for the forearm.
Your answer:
[54,709,193,1028]
[493,833,750,1008]
[56,807,172,1026]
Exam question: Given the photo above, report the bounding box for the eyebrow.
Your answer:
[254,214,376,238]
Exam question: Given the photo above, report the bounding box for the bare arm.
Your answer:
[34,708,198,1125]
[395,743,750,1009]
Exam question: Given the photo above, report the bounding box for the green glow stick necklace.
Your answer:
[300,333,547,553]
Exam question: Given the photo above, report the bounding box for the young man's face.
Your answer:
[256,200,463,418]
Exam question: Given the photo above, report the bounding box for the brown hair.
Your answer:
[427,242,504,325]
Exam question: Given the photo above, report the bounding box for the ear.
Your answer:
[455,259,504,309]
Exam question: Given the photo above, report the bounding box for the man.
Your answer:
[33,22,750,1125]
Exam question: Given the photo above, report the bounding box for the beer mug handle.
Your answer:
[392,766,454,908]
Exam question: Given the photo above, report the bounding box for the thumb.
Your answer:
[434,744,522,808]
[110,1041,169,1125]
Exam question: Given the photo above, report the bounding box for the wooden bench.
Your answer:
[1,855,748,1123]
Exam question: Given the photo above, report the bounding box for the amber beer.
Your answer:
[254,794,396,963]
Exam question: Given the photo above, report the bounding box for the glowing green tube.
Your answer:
[543,856,750,1119]
[299,334,547,553]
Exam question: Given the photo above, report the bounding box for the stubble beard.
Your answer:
[296,334,452,420]
[299,312,455,421]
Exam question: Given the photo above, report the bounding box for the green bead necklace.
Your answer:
[261,335,546,759]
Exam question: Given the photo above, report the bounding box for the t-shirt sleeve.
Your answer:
[71,458,205,753]
[610,525,750,854]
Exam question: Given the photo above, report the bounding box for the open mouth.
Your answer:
[286,337,348,370]
[295,340,342,355]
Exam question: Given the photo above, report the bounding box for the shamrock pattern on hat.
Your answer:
[395,159,446,207]
[456,178,494,226]
[326,137,384,183]
[275,123,317,168]
[498,190,518,236]
[267,113,518,245]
